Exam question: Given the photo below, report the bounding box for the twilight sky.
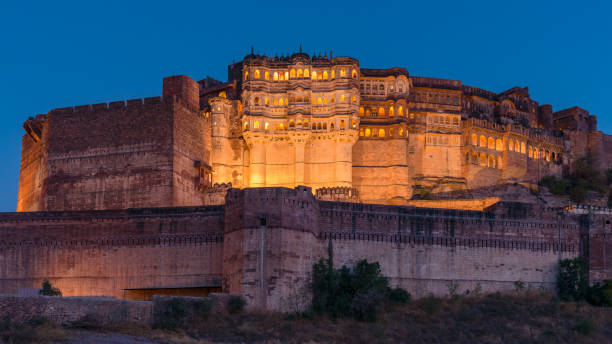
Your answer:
[0,0,610,211]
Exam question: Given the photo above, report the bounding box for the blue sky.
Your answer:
[0,1,610,211]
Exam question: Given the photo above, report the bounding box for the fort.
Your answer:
[3,49,611,310]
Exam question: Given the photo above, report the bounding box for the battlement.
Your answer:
[461,85,497,100]
[315,186,360,202]
[411,76,461,90]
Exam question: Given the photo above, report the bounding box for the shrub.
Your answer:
[557,257,588,302]
[388,287,411,304]
[311,258,405,321]
[39,279,62,296]
[153,298,186,330]
[586,280,612,307]
[574,317,597,335]
[227,295,246,314]
[419,295,443,316]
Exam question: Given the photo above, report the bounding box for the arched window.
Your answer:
[340,119,345,128]
[316,123,321,130]
[323,97,328,105]
[480,135,486,147]
[471,134,478,146]
[279,123,285,130]
[273,98,278,105]
[323,71,328,80]
[297,69,303,78]
[297,95,302,102]
[497,156,503,169]
[273,72,278,81]
[331,70,335,79]
[472,152,478,164]
[389,106,394,116]
[515,141,520,152]
[312,71,317,80]
[317,97,322,105]
[352,95,357,102]
[289,120,295,127]
[352,120,357,128]
[304,96,309,103]
[318,72,323,80]
[264,122,270,130]
[303,120,309,128]
[264,71,269,80]
[340,69,346,77]
[265,97,269,105]
[331,96,335,103]
[290,96,295,103]
[243,121,248,130]
[244,71,249,80]
[284,71,289,80]
[312,97,316,105]
[528,146,533,158]
[323,123,327,130]
[379,107,385,116]
[534,148,539,159]
[365,128,371,137]
[496,139,503,151]
[352,69,357,78]
[488,155,495,168]
[330,122,334,130]
[340,94,346,102]
[399,128,404,136]
[297,119,302,126]
[509,139,514,151]
[304,69,310,78]
[254,121,260,129]
[359,107,364,116]
[219,91,226,98]
[479,153,487,166]
[254,97,260,105]
[254,70,260,79]
[379,129,385,137]
[279,98,284,106]
[279,72,284,81]
[453,117,459,126]
[399,106,404,116]
[488,137,495,149]
[290,69,296,78]
[521,142,526,154]
[359,128,364,136]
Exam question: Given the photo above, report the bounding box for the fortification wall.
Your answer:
[17,116,48,212]
[0,207,224,298]
[586,214,612,283]
[42,98,175,211]
[352,138,411,204]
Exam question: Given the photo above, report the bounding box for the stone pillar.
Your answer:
[289,131,311,188]
[210,98,233,185]
[247,138,266,187]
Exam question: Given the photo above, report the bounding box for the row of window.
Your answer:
[426,134,461,146]
[248,94,357,106]
[359,127,407,138]
[470,134,560,161]
[244,119,357,131]
[359,105,405,117]
[245,68,357,81]
[412,92,460,106]
[359,80,407,94]
[427,115,461,127]
[467,152,503,169]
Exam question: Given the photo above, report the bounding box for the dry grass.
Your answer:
[3,293,611,343]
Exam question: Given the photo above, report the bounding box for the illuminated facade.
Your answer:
[17,50,611,212]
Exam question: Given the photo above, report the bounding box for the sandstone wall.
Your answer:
[0,207,224,298]
[17,116,48,212]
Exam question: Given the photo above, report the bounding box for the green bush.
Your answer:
[574,318,597,335]
[310,258,409,321]
[539,157,609,204]
[153,298,186,330]
[419,295,443,316]
[39,279,62,296]
[586,280,612,307]
[557,257,588,302]
[227,295,246,314]
[388,287,411,304]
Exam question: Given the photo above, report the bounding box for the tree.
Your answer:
[39,279,62,296]
[557,258,588,301]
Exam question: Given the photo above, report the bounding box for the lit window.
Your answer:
[254,121,260,129]
[480,136,486,147]
[331,70,335,79]
[265,97,269,105]
[496,139,503,151]
[279,98,284,106]
[379,107,385,116]
[218,91,226,98]
[273,72,278,81]
[528,146,533,158]
[297,69,303,78]
[488,137,494,149]
[273,98,278,105]
[312,71,317,80]
[254,70,260,79]
[244,71,249,80]
[352,95,357,102]
[399,106,404,116]
[521,142,526,154]
[389,106,394,116]
[352,120,356,128]
[317,97,322,105]
[509,139,514,151]
[254,97,260,105]
[340,119,345,128]
[359,107,364,116]
[265,122,269,130]
[264,71,269,80]
[290,69,296,78]
[365,128,371,137]
[352,69,357,78]
[284,71,289,80]
[340,69,346,77]
[304,69,309,78]
[323,97,328,105]
[379,129,385,137]
[323,71,328,80]
[340,94,346,102]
